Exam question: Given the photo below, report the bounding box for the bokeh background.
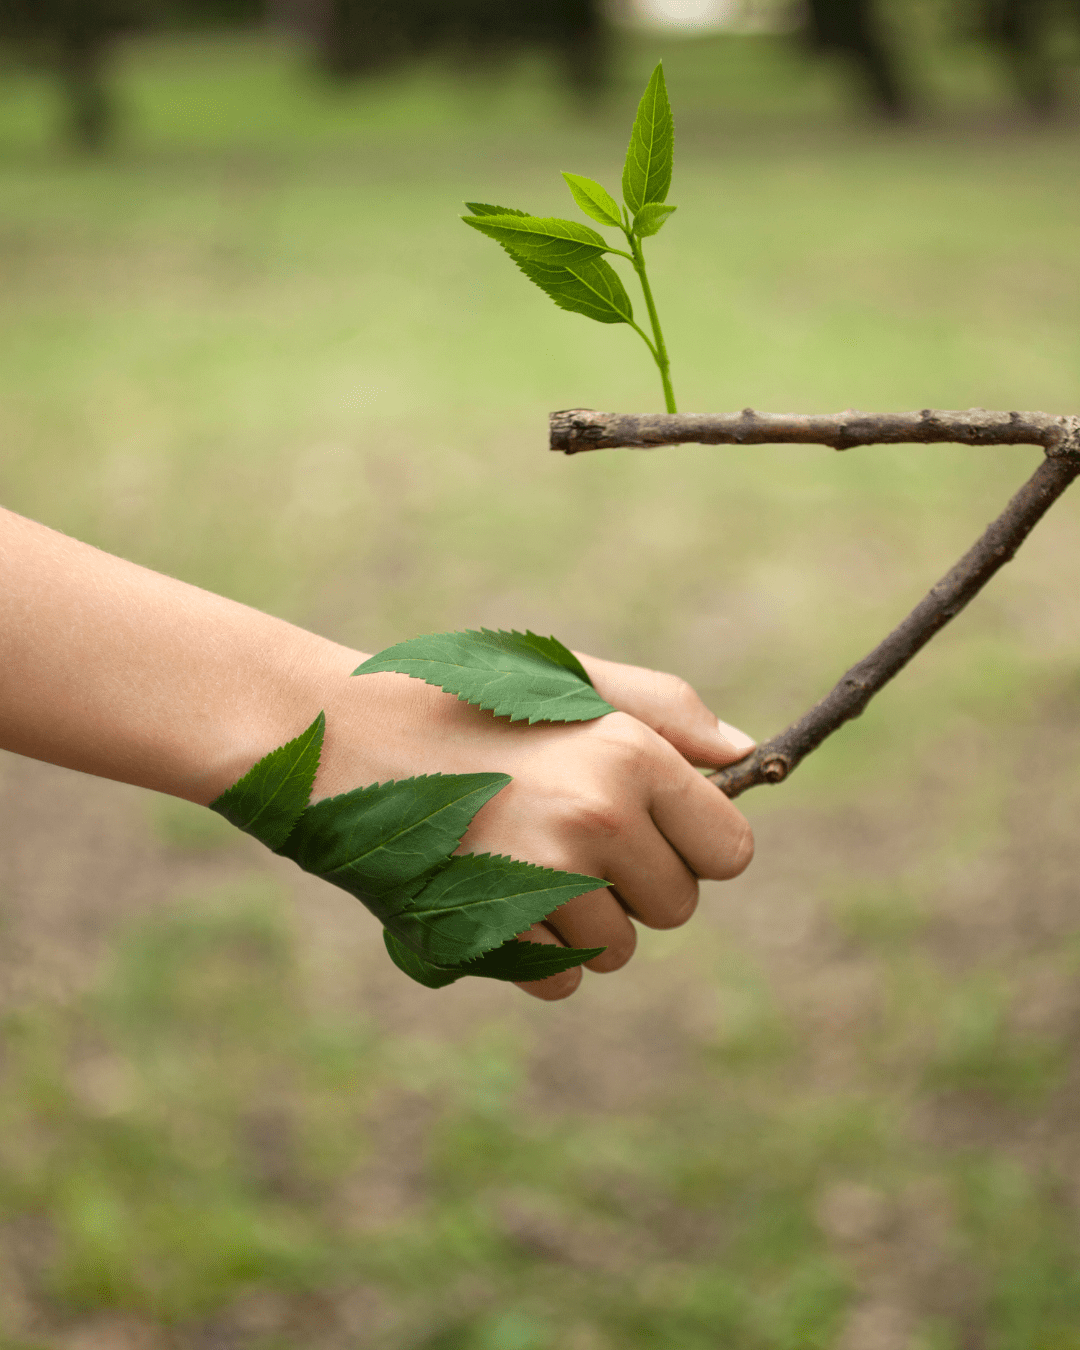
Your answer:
[2,3,1080,1347]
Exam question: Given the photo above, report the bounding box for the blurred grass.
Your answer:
[2,27,1080,1349]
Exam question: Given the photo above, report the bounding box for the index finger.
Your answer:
[645,731,755,881]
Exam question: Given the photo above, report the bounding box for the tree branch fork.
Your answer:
[549,408,1080,798]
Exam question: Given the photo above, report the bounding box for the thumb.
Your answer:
[573,652,756,769]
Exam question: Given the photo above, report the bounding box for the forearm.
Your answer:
[0,506,366,805]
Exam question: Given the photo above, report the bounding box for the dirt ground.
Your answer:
[4,688,1080,1349]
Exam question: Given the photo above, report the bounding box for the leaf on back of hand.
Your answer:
[462,213,608,267]
[464,202,528,217]
[387,853,605,967]
[622,62,674,215]
[513,255,633,326]
[633,203,677,237]
[383,929,464,988]
[561,172,623,228]
[352,628,616,724]
[460,936,605,982]
[210,712,324,852]
[278,772,510,918]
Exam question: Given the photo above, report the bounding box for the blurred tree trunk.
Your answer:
[805,0,910,118]
[272,0,609,93]
[984,0,1069,114]
[56,18,115,151]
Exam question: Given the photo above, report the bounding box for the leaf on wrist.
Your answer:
[352,628,616,724]
[209,711,324,852]
[464,201,528,217]
[462,213,608,268]
[633,203,677,238]
[561,172,623,228]
[386,852,606,967]
[622,62,674,215]
[512,255,633,326]
[278,772,510,918]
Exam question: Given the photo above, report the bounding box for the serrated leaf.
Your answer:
[278,773,509,918]
[633,203,677,237]
[384,929,463,988]
[387,853,605,966]
[512,255,633,326]
[465,202,527,217]
[383,928,603,988]
[462,213,608,267]
[209,712,324,851]
[561,172,623,228]
[622,63,674,215]
[352,628,616,724]
[460,936,605,982]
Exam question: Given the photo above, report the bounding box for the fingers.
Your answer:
[646,739,756,882]
[574,653,756,769]
[577,712,755,886]
[542,886,637,973]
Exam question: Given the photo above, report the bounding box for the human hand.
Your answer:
[312,648,756,1001]
[1,505,753,1002]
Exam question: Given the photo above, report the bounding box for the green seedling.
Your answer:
[462,62,679,413]
[211,629,610,989]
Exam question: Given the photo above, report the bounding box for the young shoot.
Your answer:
[462,63,679,413]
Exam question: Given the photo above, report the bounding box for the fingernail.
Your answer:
[716,718,756,753]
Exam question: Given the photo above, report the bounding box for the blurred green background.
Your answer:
[2,12,1080,1349]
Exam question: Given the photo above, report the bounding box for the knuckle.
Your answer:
[554,790,625,843]
[598,712,655,768]
[667,675,700,713]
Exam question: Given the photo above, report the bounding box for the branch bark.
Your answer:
[546,407,1080,799]
[549,407,1080,456]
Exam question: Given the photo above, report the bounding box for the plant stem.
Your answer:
[627,232,676,413]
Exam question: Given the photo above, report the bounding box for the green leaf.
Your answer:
[209,712,324,851]
[387,853,605,966]
[461,936,605,982]
[512,255,633,326]
[561,173,623,228]
[352,628,616,724]
[464,202,527,217]
[622,62,674,215]
[462,214,608,267]
[279,773,509,918]
[633,203,677,237]
[384,929,463,989]
[383,929,603,988]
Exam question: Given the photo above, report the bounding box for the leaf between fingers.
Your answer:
[387,853,606,967]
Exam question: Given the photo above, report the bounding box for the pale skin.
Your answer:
[0,505,756,1000]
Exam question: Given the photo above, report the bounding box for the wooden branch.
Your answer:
[711,454,1080,796]
[547,407,1080,799]
[549,407,1080,456]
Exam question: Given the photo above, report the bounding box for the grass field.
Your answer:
[2,28,1080,1349]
